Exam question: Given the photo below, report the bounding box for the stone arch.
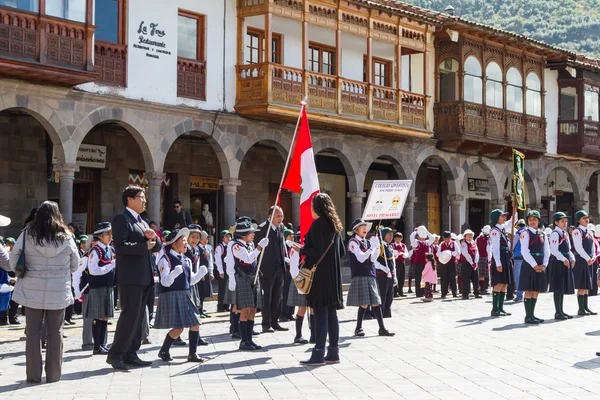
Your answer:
[70,107,155,171]
[458,159,503,201]
[312,137,361,192]
[236,127,291,176]
[540,162,583,203]
[361,146,413,182]
[414,146,460,195]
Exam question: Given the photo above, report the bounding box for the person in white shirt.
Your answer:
[437,231,460,299]
[487,209,517,317]
[548,212,575,320]
[459,230,481,300]
[214,230,232,313]
[571,210,597,316]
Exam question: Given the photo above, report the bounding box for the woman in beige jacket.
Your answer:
[9,201,79,383]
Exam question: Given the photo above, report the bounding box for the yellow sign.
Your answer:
[190,176,220,191]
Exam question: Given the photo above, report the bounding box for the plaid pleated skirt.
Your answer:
[287,280,308,307]
[235,272,263,310]
[408,262,415,278]
[346,275,382,307]
[223,276,236,305]
[154,289,201,329]
[478,257,489,277]
[190,284,202,309]
[83,286,114,320]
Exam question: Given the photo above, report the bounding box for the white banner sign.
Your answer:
[362,180,413,221]
[52,144,107,169]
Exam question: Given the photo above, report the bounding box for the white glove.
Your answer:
[392,249,399,258]
[387,272,392,279]
[284,257,291,264]
[369,236,380,249]
[173,265,184,277]
[228,274,236,291]
[394,276,399,286]
[258,237,269,249]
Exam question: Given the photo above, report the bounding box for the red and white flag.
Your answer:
[281,107,320,242]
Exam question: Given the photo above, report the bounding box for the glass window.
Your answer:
[584,86,599,121]
[485,62,503,108]
[178,15,198,60]
[464,56,482,104]
[245,31,260,64]
[308,44,335,75]
[95,0,119,43]
[0,0,38,12]
[439,58,458,102]
[506,68,523,113]
[46,0,86,23]
[526,73,542,117]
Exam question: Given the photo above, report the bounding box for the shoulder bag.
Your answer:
[15,234,27,279]
[293,235,336,295]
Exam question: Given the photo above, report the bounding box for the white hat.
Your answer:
[417,226,428,239]
[457,234,464,241]
[0,215,10,227]
[165,228,190,246]
[451,233,458,240]
[481,225,491,235]
[544,227,553,236]
[438,250,452,265]
[463,229,474,237]
[348,219,373,236]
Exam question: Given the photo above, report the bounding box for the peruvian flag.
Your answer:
[281,107,320,242]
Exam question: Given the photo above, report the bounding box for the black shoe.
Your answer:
[452,294,458,298]
[64,320,74,325]
[142,339,151,345]
[578,310,589,316]
[201,312,211,318]
[287,315,296,321]
[158,351,173,362]
[408,289,414,294]
[490,311,501,317]
[124,357,152,367]
[441,296,447,300]
[252,331,261,336]
[400,294,408,297]
[586,309,598,316]
[249,341,262,350]
[216,306,227,313]
[309,336,316,344]
[555,313,568,320]
[9,319,21,325]
[81,344,94,351]
[93,347,109,355]
[462,296,469,300]
[272,324,289,332]
[498,310,512,316]
[294,337,309,345]
[232,332,241,339]
[262,327,275,333]
[239,342,257,351]
[173,338,187,346]
[300,348,326,366]
[279,317,289,323]
[197,338,209,346]
[0,320,8,326]
[533,316,545,323]
[565,313,574,319]
[524,317,539,324]
[354,329,365,337]
[187,353,207,363]
[474,295,482,299]
[378,329,395,337]
[596,352,600,357]
[108,359,130,370]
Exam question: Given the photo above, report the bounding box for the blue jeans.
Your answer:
[513,259,524,300]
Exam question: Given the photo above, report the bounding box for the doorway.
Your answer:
[468,199,486,234]
[73,167,100,234]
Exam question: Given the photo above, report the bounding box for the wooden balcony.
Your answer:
[236,62,430,139]
[558,119,600,158]
[434,101,546,158]
[177,58,206,100]
[94,41,126,87]
[0,7,97,86]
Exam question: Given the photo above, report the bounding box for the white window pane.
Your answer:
[46,0,86,22]
[585,90,599,121]
[178,16,198,59]
[465,56,482,76]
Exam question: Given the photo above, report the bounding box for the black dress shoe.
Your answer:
[173,338,187,346]
[596,352,600,357]
[474,295,482,299]
[279,317,289,323]
[93,347,109,355]
[294,337,309,344]
[252,331,261,336]
[400,294,407,297]
[249,341,262,350]
[197,338,209,346]
[354,329,365,337]
[231,332,241,339]
[124,357,152,367]
[239,342,257,351]
[524,317,539,324]
[490,311,501,317]
[201,312,211,318]
[9,319,21,325]
[64,320,74,325]
[555,313,568,320]
[187,353,207,363]
[578,310,589,316]
[158,351,173,362]
[272,325,289,332]
[108,359,130,370]
[262,327,275,333]
[378,329,395,337]
[142,339,151,345]
[587,310,598,316]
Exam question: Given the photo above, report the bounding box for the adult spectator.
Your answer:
[170,200,192,231]
[255,206,288,333]
[107,186,162,370]
[295,193,346,366]
[24,208,36,227]
[8,201,80,383]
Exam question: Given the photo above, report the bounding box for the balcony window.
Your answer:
[464,56,482,104]
[46,0,86,23]
[95,0,119,43]
[364,56,392,87]
[178,14,204,60]
[585,86,599,122]
[0,0,38,12]
[485,62,503,108]
[526,73,542,117]
[245,28,282,64]
[439,58,458,102]
[506,68,523,113]
[309,42,335,75]
[560,86,578,120]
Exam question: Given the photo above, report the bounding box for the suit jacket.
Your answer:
[112,209,162,287]
[255,220,286,278]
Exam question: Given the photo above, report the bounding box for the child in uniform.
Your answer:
[421,253,437,302]
[391,233,408,297]
[571,210,597,316]
[476,226,491,294]
[197,231,214,318]
[375,227,395,318]
[548,212,575,320]
[488,209,517,317]
[287,241,312,345]
[215,230,232,313]
[460,229,481,299]
[186,224,210,346]
[437,232,459,299]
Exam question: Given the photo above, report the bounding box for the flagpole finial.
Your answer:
[300,96,307,106]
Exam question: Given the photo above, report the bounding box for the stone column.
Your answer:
[347,191,366,224]
[146,172,165,226]
[448,194,464,234]
[57,163,78,224]
[291,192,300,230]
[403,196,417,242]
[220,179,241,229]
[574,199,586,212]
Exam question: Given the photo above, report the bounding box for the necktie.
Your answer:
[137,215,143,223]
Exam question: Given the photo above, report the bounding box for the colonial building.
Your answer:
[0,0,599,241]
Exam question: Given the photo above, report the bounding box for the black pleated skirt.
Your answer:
[548,256,575,294]
[573,256,593,290]
[518,261,547,292]
[490,251,513,286]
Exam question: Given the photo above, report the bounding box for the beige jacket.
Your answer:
[9,232,79,310]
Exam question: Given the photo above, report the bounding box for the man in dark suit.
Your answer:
[107,185,162,370]
[255,206,288,333]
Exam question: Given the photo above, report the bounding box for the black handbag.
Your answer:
[15,235,27,279]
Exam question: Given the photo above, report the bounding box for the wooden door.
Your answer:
[427,192,440,234]
[73,181,94,234]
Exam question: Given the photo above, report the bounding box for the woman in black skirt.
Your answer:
[571,210,597,316]
[488,209,517,317]
[155,229,207,363]
[518,211,550,324]
[85,222,116,355]
[548,212,575,320]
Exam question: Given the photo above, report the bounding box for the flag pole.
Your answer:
[511,148,516,251]
[254,98,308,285]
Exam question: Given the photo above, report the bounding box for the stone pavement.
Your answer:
[2,292,600,400]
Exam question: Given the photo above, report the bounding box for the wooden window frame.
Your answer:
[246,27,282,64]
[94,0,127,44]
[308,41,336,75]
[178,9,206,62]
[363,55,392,87]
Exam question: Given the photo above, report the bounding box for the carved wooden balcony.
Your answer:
[0,7,97,86]
[94,41,126,87]
[558,119,600,159]
[434,101,546,158]
[235,62,430,139]
[177,58,206,100]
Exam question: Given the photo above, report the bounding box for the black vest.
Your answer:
[578,227,594,258]
[348,237,376,278]
[527,229,545,265]
[233,239,256,275]
[376,242,395,273]
[160,250,191,292]
[88,245,115,288]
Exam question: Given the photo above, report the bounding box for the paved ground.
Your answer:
[2,292,600,400]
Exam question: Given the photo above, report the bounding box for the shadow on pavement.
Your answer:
[170,356,273,377]
[492,323,538,331]
[573,358,600,369]
[455,316,497,328]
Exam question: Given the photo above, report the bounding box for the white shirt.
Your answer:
[225,240,235,276]
[348,236,379,264]
[214,242,225,275]
[460,240,479,265]
[72,254,88,298]
[549,227,575,263]
[520,227,550,268]
[87,243,116,276]
[572,225,596,262]
[232,240,261,265]
[488,213,518,267]
[437,240,460,259]
[158,249,205,287]
[409,230,435,249]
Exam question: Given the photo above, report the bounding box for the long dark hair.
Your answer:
[426,253,436,270]
[25,201,70,247]
[312,193,343,233]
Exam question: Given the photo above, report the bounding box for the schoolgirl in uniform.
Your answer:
[155,229,207,363]
[186,224,209,346]
[73,237,97,351]
[84,223,116,355]
[228,220,269,351]
[410,226,435,298]
[346,219,395,337]
[518,210,550,324]
[375,227,395,318]
[391,232,409,297]
[488,209,517,317]
[78,235,88,257]
[571,210,597,315]
[197,231,214,318]
[215,230,233,312]
[460,229,481,299]
[476,226,491,294]
[548,212,575,320]
[287,241,312,345]
[437,232,459,299]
